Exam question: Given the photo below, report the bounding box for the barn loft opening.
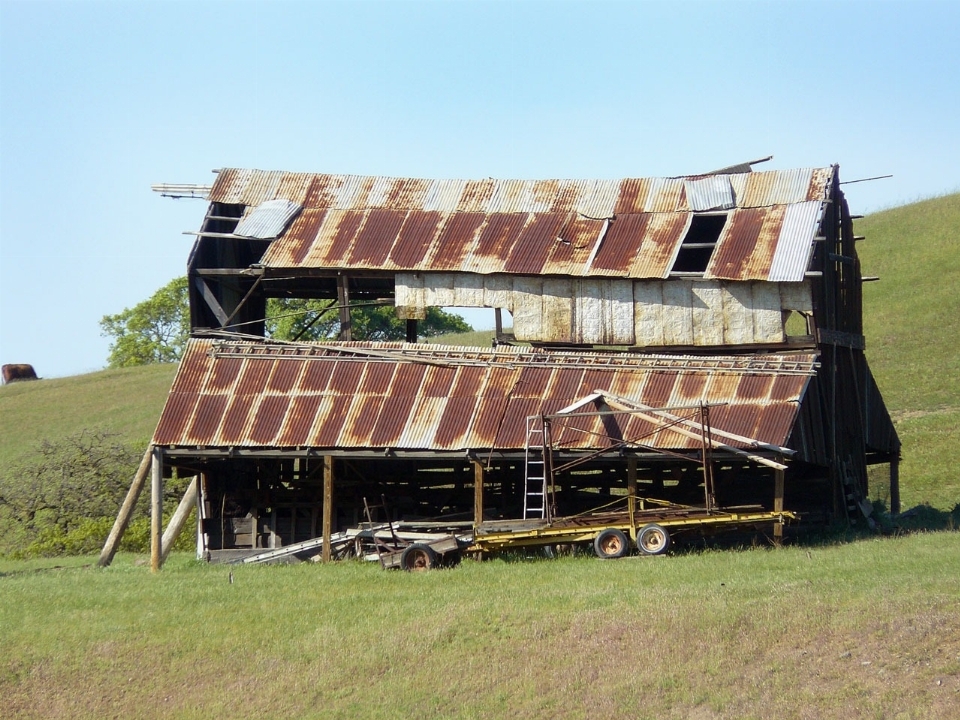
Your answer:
[670,213,727,274]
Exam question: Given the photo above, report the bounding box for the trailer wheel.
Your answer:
[400,544,438,571]
[637,524,670,556]
[594,528,629,559]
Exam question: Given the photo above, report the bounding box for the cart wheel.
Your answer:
[400,544,438,571]
[593,528,629,559]
[636,524,670,556]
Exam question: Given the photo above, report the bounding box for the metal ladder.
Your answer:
[523,416,549,520]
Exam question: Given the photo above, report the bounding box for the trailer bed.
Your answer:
[470,503,795,555]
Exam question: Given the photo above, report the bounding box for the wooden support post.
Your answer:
[337,277,351,341]
[495,308,503,338]
[627,458,637,537]
[890,456,900,515]
[406,319,418,343]
[473,460,485,529]
[160,477,198,564]
[150,446,164,572]
[774,467,785,545]
[322,456,334,563]
[98,444,154,568]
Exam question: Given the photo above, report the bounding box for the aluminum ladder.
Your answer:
[523,416,549,521]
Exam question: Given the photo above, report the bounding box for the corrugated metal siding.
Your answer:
[154,339,817,453]
[233,199,303,239]
[212,166,834,281]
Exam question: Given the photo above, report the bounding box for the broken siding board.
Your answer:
[779,281,814,312]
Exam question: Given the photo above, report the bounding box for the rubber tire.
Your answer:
[400,544,438,571]
[593,528,629,559]
[636,524,671,556]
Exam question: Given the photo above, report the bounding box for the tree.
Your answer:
[101,277,473,367]
[266,298,472,342]
[100,276,190,367]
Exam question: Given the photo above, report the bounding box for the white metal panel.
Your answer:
[751,282,785,342]
[692,283,725,345]
[511,277,545,341]
[542,278,574,342]
[685,176,736,212]
[633,282,665,347]
[721,282,756,345]
[768,201,824,281]
[779,280,813,312]
[661,281,695,345]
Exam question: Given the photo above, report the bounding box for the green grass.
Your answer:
[857,193,960,510]
[2,535,959,719]
[857,193,960,412]
[0,363,177,468]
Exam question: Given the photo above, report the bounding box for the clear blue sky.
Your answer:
[1,0,957,378]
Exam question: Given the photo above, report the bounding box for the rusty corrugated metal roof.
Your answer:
[154,339,818,454]
[206,166,835,282]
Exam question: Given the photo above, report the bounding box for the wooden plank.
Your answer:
[160,477,199,563]
[150,446,163,572]
[322,456,333,563]
[99,444,153,568]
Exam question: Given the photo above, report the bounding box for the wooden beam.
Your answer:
[193,276,230,327]
[774,467,785,545]
[98,444,153,567]
[160,477,198,564]
[600,394,789,470]
[337,277,351,341]
[322,456,334,563]
[627,458,637,533]
[473,460,485,530]
[150,446,163,572]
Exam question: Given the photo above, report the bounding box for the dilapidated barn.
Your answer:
[130,161,899,565]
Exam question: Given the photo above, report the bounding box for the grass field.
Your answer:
[2,534,959,719]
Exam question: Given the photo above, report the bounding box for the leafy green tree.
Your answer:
[102,277,474,367]
[266,298,472,342]
[100,276,190,367]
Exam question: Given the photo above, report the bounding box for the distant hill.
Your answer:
[1,194,957,509]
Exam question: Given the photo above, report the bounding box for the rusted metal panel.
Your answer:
[707,206,783,280]
[211,167,832,280]
[155,341,819,453]
[641,212,691,278]
[350,209,406,267]
[387,211,444,268]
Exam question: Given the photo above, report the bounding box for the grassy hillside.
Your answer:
[856,193,960,509]
[0,363,177,469]
[2,536,959,719]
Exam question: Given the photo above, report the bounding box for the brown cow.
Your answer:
[1,364,38,384]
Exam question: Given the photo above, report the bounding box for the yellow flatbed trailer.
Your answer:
[469,504,797,558]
